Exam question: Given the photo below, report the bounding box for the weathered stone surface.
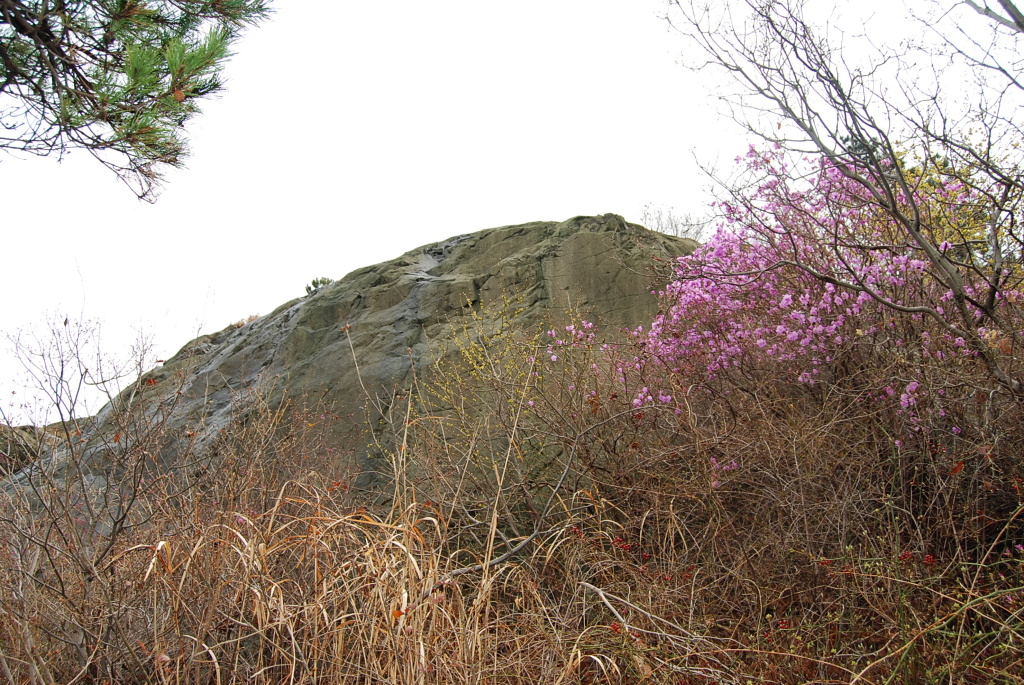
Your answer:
[6,215,696,496]
[0,425,44,476]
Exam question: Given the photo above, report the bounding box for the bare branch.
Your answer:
[963,0,1024,33]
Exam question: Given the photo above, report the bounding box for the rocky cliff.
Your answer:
[6,214,696,496]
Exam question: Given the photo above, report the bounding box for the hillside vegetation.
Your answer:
[4,0,1024,680]
[0,202,1021,682]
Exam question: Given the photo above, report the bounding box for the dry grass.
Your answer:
[1,305,1022,683]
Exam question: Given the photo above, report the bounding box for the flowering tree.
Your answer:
[649,148,1020,373]
[666,0,1024,396]
[641,147,1023,443]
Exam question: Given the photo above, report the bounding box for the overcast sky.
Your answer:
[1,0,914,422]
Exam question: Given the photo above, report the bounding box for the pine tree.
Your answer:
[0,0,270,200]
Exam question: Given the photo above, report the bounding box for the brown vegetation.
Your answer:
[0,300,1022,683]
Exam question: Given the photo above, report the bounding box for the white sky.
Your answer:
[1,0,920,422]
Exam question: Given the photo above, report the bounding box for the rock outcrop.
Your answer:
[7,214,696,496]
[0,425,49,476]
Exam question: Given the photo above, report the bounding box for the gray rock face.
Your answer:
[9,215,696,496]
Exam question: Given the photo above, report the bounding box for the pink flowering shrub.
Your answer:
[639,148,1024,442]
[505,148,1024,578]
[649,148,1020,375]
